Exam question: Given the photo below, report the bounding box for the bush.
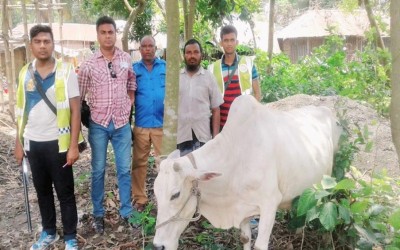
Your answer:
[287,127,400,249]
[256,35,391,116]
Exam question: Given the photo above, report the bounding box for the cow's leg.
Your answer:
[254,197,281,250]
[240,217,251,250]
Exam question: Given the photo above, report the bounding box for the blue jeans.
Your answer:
[89,120,133,218]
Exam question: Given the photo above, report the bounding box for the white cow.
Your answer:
[153,95,342,250]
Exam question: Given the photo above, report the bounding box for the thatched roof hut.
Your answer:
[277,9,390,63]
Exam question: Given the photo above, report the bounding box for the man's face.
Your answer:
[220,32,238,55]
[184,43,202,71]
[140,37,156,62]
[97,23,116,50]
[30,32,54,61]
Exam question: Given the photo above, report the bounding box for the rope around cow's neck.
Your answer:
[155,180,201,229]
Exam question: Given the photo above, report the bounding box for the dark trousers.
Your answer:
[177,130,205,157]
[26,140,77,240]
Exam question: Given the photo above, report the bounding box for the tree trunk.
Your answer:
[248,19,257,49]
[182,0,189,41]
[363,0,389,71]
[364,0,385,51]
[22,0,31,62]
[267,0,275,74]
[161,0,180,155]
[187,0,195,40]
[34,0,40,23]
[122,0,145,53]
[155,0,166,20]
[2,0,15,120]
[182,0,195,41]
[390,0,400,167]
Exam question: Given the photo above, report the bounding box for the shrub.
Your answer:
[256,35,391,116]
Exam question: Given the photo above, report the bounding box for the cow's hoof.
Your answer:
[240,234,249,244]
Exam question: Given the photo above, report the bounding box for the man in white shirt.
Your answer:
[177,39,223,156]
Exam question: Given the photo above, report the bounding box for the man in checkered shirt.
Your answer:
[78,16,137,233]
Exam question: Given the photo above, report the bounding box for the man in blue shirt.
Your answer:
[131,35,166,211]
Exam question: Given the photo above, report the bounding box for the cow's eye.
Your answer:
[170,192,180,200]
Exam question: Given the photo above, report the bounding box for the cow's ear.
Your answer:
[197,172,222,181]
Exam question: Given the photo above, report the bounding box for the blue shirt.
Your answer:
[26,71,55,114]
[133,58,166,128]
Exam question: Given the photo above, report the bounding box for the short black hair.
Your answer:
[30,24,54,41]
[220,25,237,39]
[96,16,116,31]
[183,38,203,54]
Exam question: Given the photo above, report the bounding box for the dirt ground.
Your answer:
[0,94,398,250]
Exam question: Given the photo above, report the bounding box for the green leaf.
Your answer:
[367,204,384,217]
[321,175,337,189]
[350,200,369,214]
[354,224,379,245]
[340,198,350,208]
[305,206,320,223]
[319,202,338,231]
[297,188,317,216]
[370,221,388,232]
[365,141,373,152]
[315,189,331,199]
[334,178,356,190]
[338,204,351,224]
[389,209,400,231]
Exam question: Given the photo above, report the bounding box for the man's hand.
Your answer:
[15,138,24,165]
[66,144,79,166]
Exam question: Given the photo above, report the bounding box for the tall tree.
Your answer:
[267,0,275,74]
[122,0,145,52]
[162,0,180,154]
[155,0,166,19]
[390,0,400,166]
[83,0,150,43]
[363,0,385,51]
[182,0,196,41]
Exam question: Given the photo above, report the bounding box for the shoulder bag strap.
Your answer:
[224,60,239,90]
[28,63,57,115]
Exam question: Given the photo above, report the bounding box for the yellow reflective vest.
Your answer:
[209,56,253,95]
[16,60,84,153]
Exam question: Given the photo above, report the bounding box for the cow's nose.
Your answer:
[153,244,165,250]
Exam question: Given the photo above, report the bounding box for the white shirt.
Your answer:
[24,59,80,142]
[177,67,223,144]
